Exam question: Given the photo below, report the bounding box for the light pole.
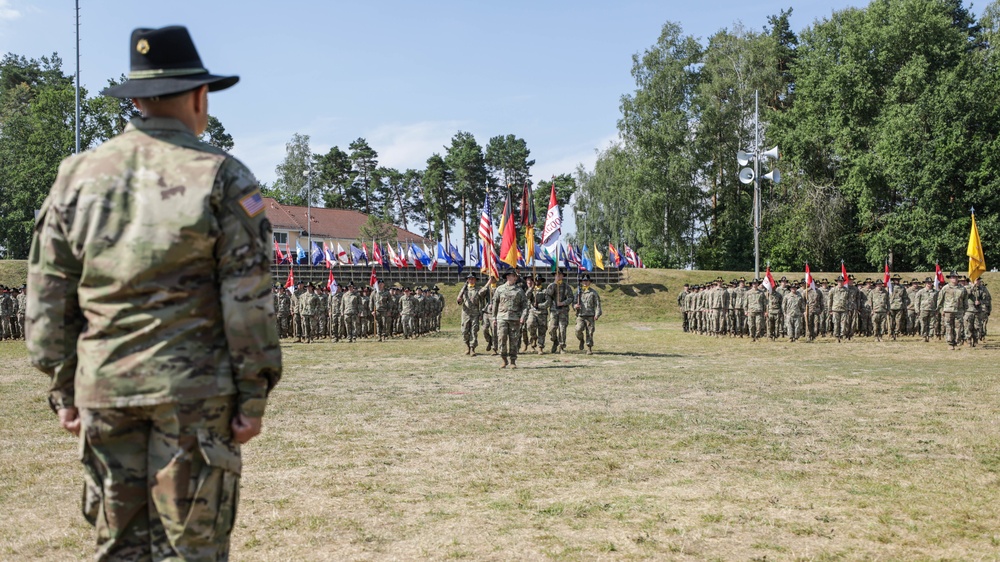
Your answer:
[74,0,80,154]
[303,169,311,255]
[737,90,780,279]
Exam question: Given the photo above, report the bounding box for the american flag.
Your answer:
[478,195,494,243]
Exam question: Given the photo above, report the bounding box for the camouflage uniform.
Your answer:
[782,287,806,341]
[938,279,967,348]
[745,285,766,341]
[804,284,824,341]
[372,285,393,341]
[400,290,417,338]
[341,287,361,342]
[276,289,292,338]
[481,282,498,352]
[300,287,319,342]
[457,280,486,353]
[26,115,281,560]
[0,290,13,340]
[766,289,783,340]
[526,283,551,352]
[545,279,574,353]
[915,283,939,341]
[828,282,849,341]
[888,282,909,339]
[870,284,890,341]
[574,284,602,352]
[329,287,344,341]
[491,280,529,366]
[17,288,27,340]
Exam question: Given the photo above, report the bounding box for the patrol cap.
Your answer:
[103,26,239,99]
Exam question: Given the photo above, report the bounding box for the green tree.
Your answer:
[314,145,355,208]
[422,153,455,241]
[348,137,379,215]
[270,132,312,206]
[201,115,233,151]
[445,131,490,250]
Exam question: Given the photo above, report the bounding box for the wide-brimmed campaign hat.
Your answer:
[102,26,239,99]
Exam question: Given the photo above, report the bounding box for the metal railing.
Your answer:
[271,264,623,287]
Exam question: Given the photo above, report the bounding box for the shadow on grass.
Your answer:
[602,283,669,296]
[592,351,684,358]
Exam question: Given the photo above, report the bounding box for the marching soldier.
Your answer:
[545,269,574,354]
[480,276,498,353]
[457,273,486,354]
[677,284,690,332]
[491,269,529,368]
[400,287,417,339]
[574,273,602,354]
[526,275,551,354]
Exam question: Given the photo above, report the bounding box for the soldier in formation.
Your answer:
[681,271,991,350]
[574,273,603,354]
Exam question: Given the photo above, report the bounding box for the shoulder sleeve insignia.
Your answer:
[239,190,265,217]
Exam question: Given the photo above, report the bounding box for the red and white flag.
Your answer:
[328,269,338,293]
[804,263,816,289]
[369,266,378,288]
[336,242,350,265]
[762,265,776,292]
[284,267,295,290]
[841,261,850,285]
[372,240,384,267]
[935,263,945,290]
[322,242,334,268]
[884,263,893,294]
[541,179,561,259]
[274,241,286,264]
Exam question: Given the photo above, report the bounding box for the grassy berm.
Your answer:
[1,263,1000,560]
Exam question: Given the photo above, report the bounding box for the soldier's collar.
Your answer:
[126,116,197,136]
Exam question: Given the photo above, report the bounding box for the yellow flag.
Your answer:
[594,246,605,270]
[968,212,986,282]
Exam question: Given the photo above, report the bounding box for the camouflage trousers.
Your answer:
[402,314,415,338]
[575,316,596,348]
[482,314,494,349]
[889,310,906,337]
[767,313,782,339]
[18,313,25,339]
[496,319,522,360]
[461,311,480,349]
[549,308,570,350]
[344,315,359,341]
[1,315,17,339]
[942,311,960,345]
[526,312,547,349]
[786,314,804,340]
[964,311,980,344]
[872,311,888,339]
[277,314,291,338]
[830,311,847,338]
[747,312,765,339]
[806,311,822,340]
[375,312,390,340]
[919,311,938,339]
[79,395,240,562]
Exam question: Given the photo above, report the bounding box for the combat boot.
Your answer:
[587,346,593,355]
[465,345,471,355]
[500,357,508,369]
[578,340,584,351]
[510,358,517,369]
[471,347,477,357]
[550,342,558,354]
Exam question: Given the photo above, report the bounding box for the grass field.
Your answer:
[2,264,1000,560]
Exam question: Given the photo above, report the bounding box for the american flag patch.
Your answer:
[239,191,265,217]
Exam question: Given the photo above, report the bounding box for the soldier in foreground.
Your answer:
[574,273,602,354]
[26,26,281,560]
[457,273,485,355]
[492,269,529,368]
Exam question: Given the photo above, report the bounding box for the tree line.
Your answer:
[576,0,1000,272]
[264,132,577,253]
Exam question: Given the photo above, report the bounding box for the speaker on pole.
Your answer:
[739,168,755,184]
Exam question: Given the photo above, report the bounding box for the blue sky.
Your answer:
[1,0,878,235]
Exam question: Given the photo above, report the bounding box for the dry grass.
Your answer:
[2,264,1000,560]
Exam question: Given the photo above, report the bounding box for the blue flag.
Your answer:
[296,240,308,264]
[410,243,432,267]
[311,241,323,266]
[581,244,594,272]
[473,243,483,269]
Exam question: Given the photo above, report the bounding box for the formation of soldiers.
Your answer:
[272,279,445,343]
[0,285,26,341]
[458,269,602,368]
[678,271,991,350]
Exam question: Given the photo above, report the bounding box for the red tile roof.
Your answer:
[264,198,431,243]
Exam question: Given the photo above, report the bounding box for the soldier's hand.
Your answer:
[574,304,581,310]
[58,407,81,436]
[231,414,263,444]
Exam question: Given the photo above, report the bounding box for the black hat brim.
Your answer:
[102,73,239,99]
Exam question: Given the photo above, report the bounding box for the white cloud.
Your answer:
[0,0,20,21]
[366,120,467,171]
